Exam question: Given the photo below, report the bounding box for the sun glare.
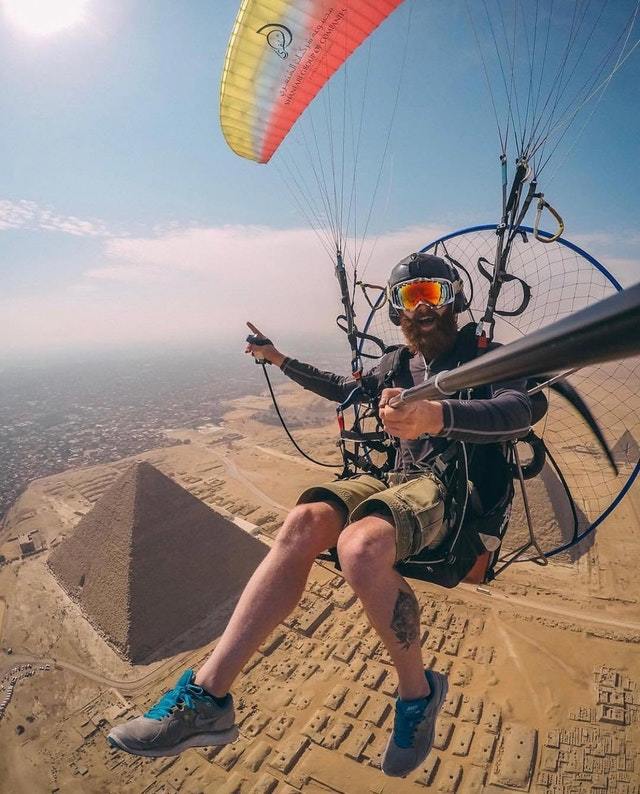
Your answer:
[2,0,88,37]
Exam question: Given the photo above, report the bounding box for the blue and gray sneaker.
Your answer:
[381,669,448,777]
[107,670,237,757]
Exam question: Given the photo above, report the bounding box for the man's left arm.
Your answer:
[439,377,533,443]
[379,379,532,442]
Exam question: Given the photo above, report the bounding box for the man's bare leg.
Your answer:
[195,501,345,696]
[337,514,430,701]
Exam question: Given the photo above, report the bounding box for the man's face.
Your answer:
[399,301,458,361]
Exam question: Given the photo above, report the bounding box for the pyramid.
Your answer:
[611,429,639,466]
[48,461,269,662]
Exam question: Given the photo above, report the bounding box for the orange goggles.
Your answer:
[388,278,458,311]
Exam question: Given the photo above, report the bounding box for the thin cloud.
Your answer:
[0,198,111,237]
[86,265,165,284]
[3,223,445,354]
[602,258,640,287]
[0,200,35,229]
[92,222,450,283]
[3,216,638,356]
[571,231,640,287]
[572,230,640,249]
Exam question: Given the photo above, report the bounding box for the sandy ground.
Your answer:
[0,383,638,794]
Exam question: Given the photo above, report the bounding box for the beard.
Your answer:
[399,305,458,361]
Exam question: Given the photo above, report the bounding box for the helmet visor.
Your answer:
[389,278,457,311]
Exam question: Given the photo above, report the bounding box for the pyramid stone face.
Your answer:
[611,429,639,466]
[48,461,269,662]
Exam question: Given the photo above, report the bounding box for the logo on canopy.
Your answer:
[257,24,293,59]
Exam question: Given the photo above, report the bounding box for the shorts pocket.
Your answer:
[409,501,446,555]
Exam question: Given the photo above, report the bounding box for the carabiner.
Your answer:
[533,194,565,243]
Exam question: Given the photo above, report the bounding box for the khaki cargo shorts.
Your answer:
[297,473,448,563]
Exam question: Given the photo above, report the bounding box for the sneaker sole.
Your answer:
[107,725,239,758]
[422,674,448,756]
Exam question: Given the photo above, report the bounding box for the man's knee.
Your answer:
[275,501,346,557]
[337,515,396,586]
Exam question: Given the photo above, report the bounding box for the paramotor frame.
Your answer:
[357,223,640,564]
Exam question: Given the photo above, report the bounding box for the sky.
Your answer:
[1,0,639,361]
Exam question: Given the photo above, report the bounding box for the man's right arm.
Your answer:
[279,357,358,404]
[245,321,380,404]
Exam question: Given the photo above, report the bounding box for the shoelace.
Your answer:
[393,697,429,749]
[145,673,205,720]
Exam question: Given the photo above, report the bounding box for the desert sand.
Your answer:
[0,383,639,794]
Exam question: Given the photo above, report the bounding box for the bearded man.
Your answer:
[108,253,532,777]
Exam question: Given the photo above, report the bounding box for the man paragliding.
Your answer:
[106,0,640,777]
[107,252,534,776]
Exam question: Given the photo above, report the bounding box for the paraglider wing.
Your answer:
[220,0,404,163]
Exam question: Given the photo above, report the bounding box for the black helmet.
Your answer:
[387,252,466,326]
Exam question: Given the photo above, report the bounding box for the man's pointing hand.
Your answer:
[245,322,286,367]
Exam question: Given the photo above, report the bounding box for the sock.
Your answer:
[399,694,430,707]
[201,686,230,706]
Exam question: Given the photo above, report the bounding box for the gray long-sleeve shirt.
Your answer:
[279,325,532,476]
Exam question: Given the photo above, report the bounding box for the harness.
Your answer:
[321,324,516,585]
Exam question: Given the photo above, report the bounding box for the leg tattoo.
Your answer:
[390,589,420,650]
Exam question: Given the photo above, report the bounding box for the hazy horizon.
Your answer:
[0,327,352,369]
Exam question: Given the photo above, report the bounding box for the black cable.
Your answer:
[259,362,341,469]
